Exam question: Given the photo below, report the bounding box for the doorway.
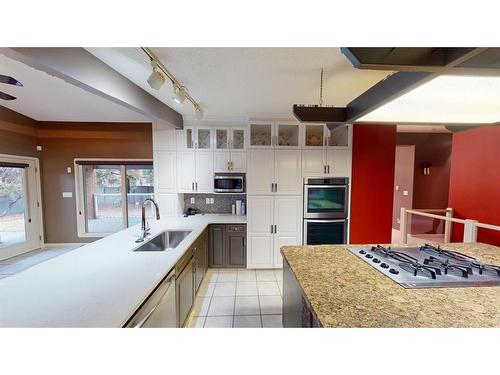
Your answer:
[391,145,415,243]
[0,154,42,260]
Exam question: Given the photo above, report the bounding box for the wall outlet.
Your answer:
[210,198,214,204]
[62,192,73,198]
[206,197,210,204]
[36,145,42,151]
[67,167,72,174]
[403,190,409,196]
[190,197,195,204]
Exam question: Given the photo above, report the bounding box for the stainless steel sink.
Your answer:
[134,230,192,252]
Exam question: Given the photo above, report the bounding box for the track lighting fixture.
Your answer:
[146,61,166,90]
[141,47,205,120]
[195,105,204,120]
[173,84,186,104]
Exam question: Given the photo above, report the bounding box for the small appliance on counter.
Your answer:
[347,244,500,289]
[303,177,349,245]
[183,207,201,217]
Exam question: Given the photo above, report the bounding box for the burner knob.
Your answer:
[365,254,373,259]
[389,268,399,275]
[372,258,381,263]
[359,250,366,255]
[380,263,389,269]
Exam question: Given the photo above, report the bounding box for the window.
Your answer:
[76,160,153,237]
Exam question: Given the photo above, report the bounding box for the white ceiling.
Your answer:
[87,47,391,121]
[0,53,150,122]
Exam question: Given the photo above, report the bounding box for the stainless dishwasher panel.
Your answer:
[125,270,177,328]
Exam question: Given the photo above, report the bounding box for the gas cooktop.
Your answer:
[347,244,500,289]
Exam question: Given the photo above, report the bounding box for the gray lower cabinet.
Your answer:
[225,225,246,268]
[209,224,246,268]
[176,257,195,327]
[194,231,208,293]
[209,225,225,267]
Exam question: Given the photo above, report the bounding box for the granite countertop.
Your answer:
[281,243,500,327]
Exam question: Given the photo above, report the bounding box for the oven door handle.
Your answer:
[305,219,346,223]
[305,185,347,188]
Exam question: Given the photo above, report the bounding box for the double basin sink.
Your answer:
[134,230,192,252]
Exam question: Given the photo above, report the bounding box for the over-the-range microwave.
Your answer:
[214,173,245,193]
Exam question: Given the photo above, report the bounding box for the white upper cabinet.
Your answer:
[214,152,231,172]
[327,149,352,177]
[229,151,246,172]
[247,149,275,194]
[195,151,214,193]
[274,150,302,195]
[176,126,213,150]
[302,149,327,176]
[153,121,176,151]
[177,151,196,192]
[154,151,176,193]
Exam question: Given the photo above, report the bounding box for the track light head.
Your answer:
[146,61,166,90]
[173,84,187,104]
[195,105,204,120]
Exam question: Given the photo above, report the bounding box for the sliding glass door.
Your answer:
[76,161,153,237]
[0,156,42,260]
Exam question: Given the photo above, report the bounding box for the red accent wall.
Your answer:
[448,125,500,245]
[350,124,397,244]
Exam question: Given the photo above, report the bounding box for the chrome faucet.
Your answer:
[135,198,161,243]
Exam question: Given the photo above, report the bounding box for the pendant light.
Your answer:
[146,61,166,90]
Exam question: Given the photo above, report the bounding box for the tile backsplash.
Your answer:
[183,194,246,214]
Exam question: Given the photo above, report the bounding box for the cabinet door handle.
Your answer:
[275,183,277,192]
[271,183,274,193]
[270,224,274,234]
[192,182,194,191]
[274,225,277,233]
[328,165,330,174]
[323,165,326,174]
[196,182,198,191]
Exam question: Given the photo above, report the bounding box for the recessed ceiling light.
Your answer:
[359,75,500,124]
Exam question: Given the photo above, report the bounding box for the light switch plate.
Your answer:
[210,198,214,204]
[67,167,72,174]
[403,190,409,196]
[205,197,210,204]
[62,192,73,198]
[36,145,42,151]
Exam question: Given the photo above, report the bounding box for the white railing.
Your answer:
[400,207,500,244]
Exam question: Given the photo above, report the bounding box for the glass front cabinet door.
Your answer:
[215,128,229,150]
[231,128,246,150]
[275,122,300,148]
[248,122,273,148]
[326,124,350,148]
[196,127,212,150]
[303,124,326,148]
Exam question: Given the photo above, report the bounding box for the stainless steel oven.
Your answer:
[303,177,349,245]
[214,173,245,193]
[304,219,348,245]
[303,177,349,219]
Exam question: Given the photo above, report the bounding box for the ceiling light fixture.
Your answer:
[141,47,204,120]
[146,61,166,90]
[195,105,204,120]
[173,84,186,104]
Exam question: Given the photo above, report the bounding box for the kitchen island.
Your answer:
[0,214,246,327]
[281,243,500,327]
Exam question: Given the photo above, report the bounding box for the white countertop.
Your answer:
[0,214,246,327]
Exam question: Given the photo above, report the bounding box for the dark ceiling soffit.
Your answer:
[0,48,183,128]
[293,105,346,123]
[340,47,500,75]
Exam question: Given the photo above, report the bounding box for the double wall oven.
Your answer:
[303,177,349,245]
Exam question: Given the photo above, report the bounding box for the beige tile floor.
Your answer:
[185,268,284,328]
